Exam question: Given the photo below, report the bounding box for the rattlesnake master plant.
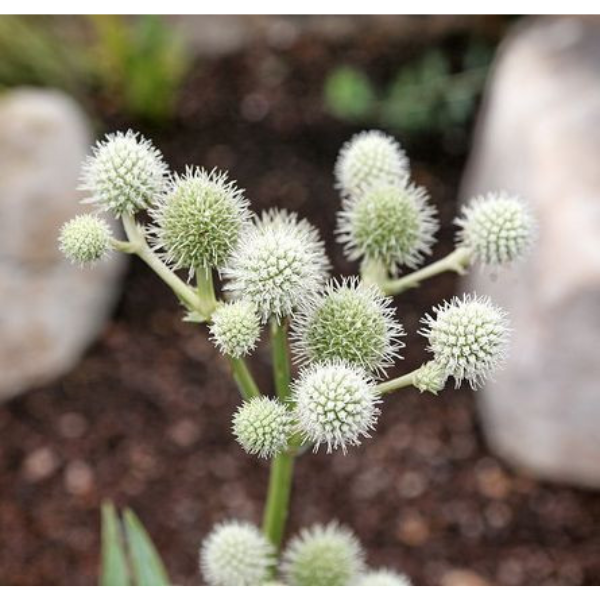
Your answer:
[60,127,536,586]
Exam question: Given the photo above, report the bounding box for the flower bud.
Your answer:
[200,520,274,586]
[59,214,112,266]
[281,522,365,586]
[209,299,260,358]
[413,361,447,395]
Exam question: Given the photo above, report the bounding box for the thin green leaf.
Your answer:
[100,502,131,586]
[123,509,171,586]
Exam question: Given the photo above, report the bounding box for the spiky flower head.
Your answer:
[232,397,293,459]
[209,299,260,358]
[151,168,251,272]
[292,361,380,453]
[80,130,168,216]
[456,192,536,266]
[413,361,447,395]
[291,277,404,376]
[222,210,330,323]
[355,569,411,586]
[337,182,439,274]
[420,294,510,389]
[200,520,275,586]
[281,522,365,586]
[59,214,112,266]
[334,130,409,197]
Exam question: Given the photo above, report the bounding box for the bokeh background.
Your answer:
[0,15,599,585]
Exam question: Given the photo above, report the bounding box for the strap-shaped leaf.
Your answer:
[123,508,170,586]
[100,502,130,586]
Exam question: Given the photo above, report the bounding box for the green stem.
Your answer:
[381,247,472,296]
[262,319,295,551]
[375,366,422,395]
[229,357,261,401]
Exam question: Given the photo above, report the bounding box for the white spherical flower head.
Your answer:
[59,214,112,266]
[222,210,330,322]
[355,569,411,586]
[151,168,251,271]
[232,397,293,459]
[456,192,536,266]
[292,361,380,453]
[80,130,168,216]
[335,130,409,197]
[337,182,439,274]
[200,520,274,586]
[291,277,405,376]
[420,294,510,389]
[281,522,365,586]
[209,299,260,358]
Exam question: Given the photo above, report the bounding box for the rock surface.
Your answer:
[462,18,600,486]
[0,89,125,403]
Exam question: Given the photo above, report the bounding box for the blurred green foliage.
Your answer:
[0,15,190,124]
[324,41,494,139]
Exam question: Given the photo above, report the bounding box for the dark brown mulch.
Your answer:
[1,25,599,586]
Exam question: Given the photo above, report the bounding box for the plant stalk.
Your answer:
[375,366,423,395]
[229,357,261,401]
[195,266,218,318]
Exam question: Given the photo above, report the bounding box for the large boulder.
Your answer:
[461,18,600,487]
[0,89,125,402]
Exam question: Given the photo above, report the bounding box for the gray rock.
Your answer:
[461,18,600,487]
[0,89,125,402]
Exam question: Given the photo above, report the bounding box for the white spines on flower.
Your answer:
[222,210,330,323]
[292,361,380,453]
[355,569,412,586]
[200,520,275,586]
[232,397,293,459]
[151,167,251,272]
[337,182,439,274]
[59,214,112,266]
[281,522,365,586]
[419,294,510,389]
[291,277,404,377]
[80,130,168,216]
[209,299,261,358]
[455,192,536,266]
[334,130,409,198]
[413,361,447,395]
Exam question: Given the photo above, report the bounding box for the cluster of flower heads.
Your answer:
[200,519,410,586]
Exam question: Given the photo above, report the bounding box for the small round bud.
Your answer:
[355,569,411,586]
[413,361,447,395]
[222,210,330,322]
[337,182,438,274]
[292,361,380,453]
[200,520,274,586]
[80,130,168,216]
[455,192,536,266]
[334,130,409,197]
[151,168,251,271]
[232,397,293,459]
[209,299,260,358]
[59,214,112,266]
[420,294,510,389]
[281,522,365,586]
[291,277,404,376]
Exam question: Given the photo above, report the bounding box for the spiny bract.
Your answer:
[337,182,439,274]
[222,210,330,322]
[456,192,536,266]
[291,277,405,376]
[281,522,365,586]
[334,130,409,197]
[209,299,261,358]
[80,130,168,216]
[200,520,274,586]
[413,360,447,395]
[151,167,251,271]
[59,214,112,266]
[420,294,510,389]
[292,361,380,453]
[355,569,411,586]
[232,397,293,459]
